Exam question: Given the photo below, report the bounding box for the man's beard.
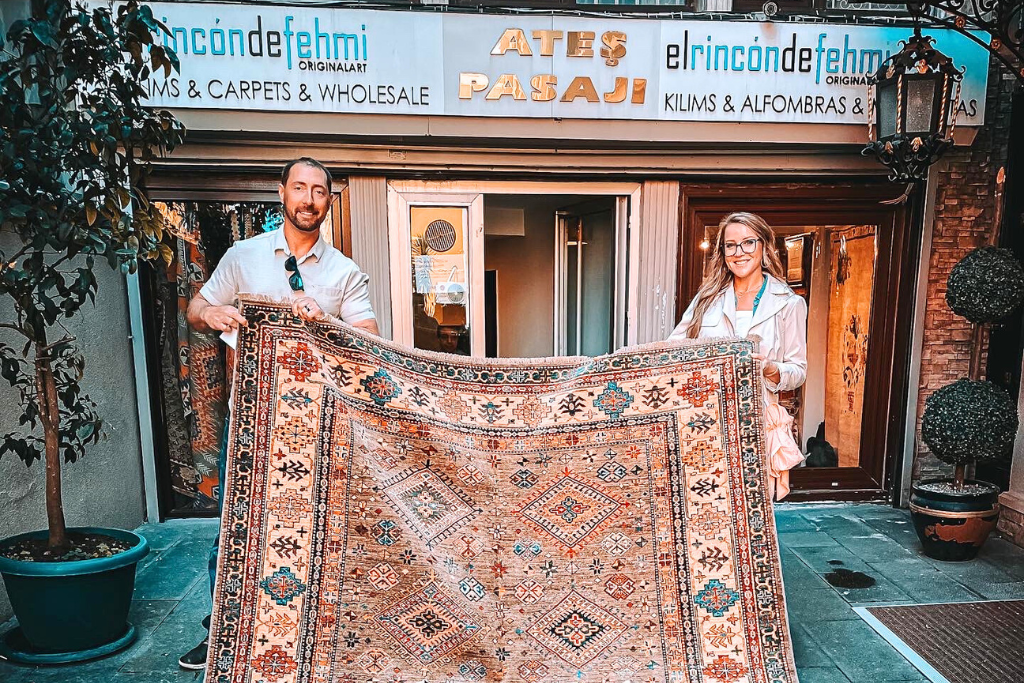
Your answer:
[285,204,324,233]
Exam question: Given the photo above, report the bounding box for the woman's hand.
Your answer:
[753,353,782,384]
[292,296,324,321]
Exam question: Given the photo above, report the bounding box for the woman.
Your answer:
[668,212,807,500]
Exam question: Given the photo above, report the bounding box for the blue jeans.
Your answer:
[202,420,229,632]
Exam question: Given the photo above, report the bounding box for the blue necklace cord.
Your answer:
[735,275,768,315]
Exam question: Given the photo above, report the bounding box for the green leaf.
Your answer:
[76,422,96,441]
[1,357,20,384]
[30,22,55,47]
[163,45,180,72]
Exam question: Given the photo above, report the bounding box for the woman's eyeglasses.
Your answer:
[723,238,760,256]
[284,255,304,292]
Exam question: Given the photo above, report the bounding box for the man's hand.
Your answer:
[292,296,324,321]
[187,294,245,334]
[201,305,248,333]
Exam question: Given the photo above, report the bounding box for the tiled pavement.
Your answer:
[2,503,1023,682]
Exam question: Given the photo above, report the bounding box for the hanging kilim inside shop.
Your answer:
[207,299,797,683]
[152,201,281,509]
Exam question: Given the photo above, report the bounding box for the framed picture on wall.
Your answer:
[785,235,806,284]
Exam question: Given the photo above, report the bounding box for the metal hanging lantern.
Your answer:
[863,28,964,182]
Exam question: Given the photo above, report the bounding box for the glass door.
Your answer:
[388,189,485,356]
[410,205,472,356]
[554,200,619,356]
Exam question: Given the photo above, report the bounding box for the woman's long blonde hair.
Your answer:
[685,212,786,338]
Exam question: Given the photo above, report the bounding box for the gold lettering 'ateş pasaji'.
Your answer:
[459,73,647,104]
[490,28,629,67]
[464,27,644,104]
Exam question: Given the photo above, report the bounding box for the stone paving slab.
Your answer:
[791,623,839,668]
[971,580,1024,600]
[780,549,833,593]
[1,504,1022,683]
[865,558,985,603]
[133,539,213,602]
[832,532,919,563]
[803,619,932,682]
[797,666,854,683]
[787,545,915,604]
[117,580,210,675]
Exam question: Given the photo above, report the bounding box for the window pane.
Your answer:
[410,206,471,356]
[905,78,938,134]
[877,82,898,138]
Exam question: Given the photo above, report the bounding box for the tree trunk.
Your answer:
[968,322,986,381]
[35,328,67,550]
[963,324,985,487]
[953,463,967,491]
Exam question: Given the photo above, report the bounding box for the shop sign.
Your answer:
[130,2,990,125]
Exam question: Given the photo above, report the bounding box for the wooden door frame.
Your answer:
[677,181,919,502]
[143,179,351,518]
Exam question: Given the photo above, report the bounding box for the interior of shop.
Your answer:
[750,224,879,471]
[485,194,617,359]
[410,194,619,360]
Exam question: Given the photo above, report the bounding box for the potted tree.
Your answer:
[913,241,1024,561]
[0,0,183,663]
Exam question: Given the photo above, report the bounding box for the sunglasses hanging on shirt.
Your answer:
[285,255,304,292]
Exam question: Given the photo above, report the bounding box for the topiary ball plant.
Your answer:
[921,378,1017,489]
[945,246,1024,324]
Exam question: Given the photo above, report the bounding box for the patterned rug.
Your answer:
[207,300,797,683]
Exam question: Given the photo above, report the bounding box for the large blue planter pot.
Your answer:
[0,526,148,663]
[909,479,1000,562]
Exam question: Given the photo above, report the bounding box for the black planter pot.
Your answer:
[909,479,1000,562]
[0,527,149,664]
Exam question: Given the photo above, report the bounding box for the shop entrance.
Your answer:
[139,187,349,516]
[387,182,638,358]
[678,183,918,501]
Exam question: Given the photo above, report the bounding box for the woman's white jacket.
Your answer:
[667,274,808,405]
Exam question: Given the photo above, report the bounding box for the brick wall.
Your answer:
[913,62,1018,482]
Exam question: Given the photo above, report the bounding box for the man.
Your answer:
[178,157,378,670]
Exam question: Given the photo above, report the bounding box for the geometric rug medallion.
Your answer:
[206,299,798,683]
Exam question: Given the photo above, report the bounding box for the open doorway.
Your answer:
[484,194,618,358]
[388,182,637,359]
[770,225,879,472]
[678,182,916,501]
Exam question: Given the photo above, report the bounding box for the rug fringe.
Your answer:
[237,296,757,369]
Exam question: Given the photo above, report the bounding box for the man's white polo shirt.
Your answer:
[199,228,375,323]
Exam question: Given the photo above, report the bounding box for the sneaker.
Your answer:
[178,637,208,670]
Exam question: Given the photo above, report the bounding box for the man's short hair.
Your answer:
[280,157,332,192]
